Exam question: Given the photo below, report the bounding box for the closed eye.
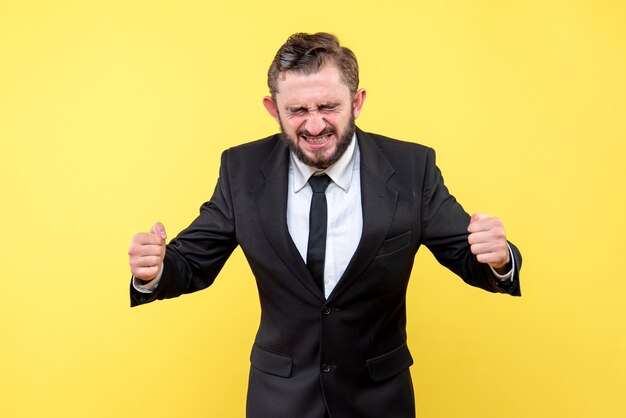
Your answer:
[318,103,340,112]
[286,106,308,115]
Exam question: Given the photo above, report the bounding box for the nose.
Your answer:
[303,113,326,136]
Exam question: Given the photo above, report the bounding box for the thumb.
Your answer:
[150,222,167,240]
[468,213,489,232]
[470,213,489,222]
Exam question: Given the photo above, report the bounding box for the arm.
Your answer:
[129,151,239,306]
[420,148,521,296]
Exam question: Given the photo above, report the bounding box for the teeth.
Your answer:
[302,134,332,144]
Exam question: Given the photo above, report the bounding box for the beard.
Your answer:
[279,112,356,170]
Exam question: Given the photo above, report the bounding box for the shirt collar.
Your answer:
[291,132,359,193]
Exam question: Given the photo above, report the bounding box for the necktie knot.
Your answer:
[308,174,331,194]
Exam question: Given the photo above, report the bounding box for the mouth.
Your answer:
[300,133,334,147]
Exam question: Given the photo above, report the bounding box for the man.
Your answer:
[128,32,521,418]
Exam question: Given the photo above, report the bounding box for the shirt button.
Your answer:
[321,363,331,373]
[322,306,332,315]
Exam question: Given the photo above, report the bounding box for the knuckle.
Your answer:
[128,243,140,255]
[492,229,505,240]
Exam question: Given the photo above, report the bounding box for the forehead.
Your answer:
[275,64,351,106]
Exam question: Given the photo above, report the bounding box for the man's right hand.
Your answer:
[128,222,167,282]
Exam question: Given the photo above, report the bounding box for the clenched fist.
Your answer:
[467,213,511,274]
[128,222,167,282]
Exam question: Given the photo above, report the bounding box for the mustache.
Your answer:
[297,126,336,137]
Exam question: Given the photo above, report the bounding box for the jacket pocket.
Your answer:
[250,344,293,378]
[375,231,412,258]
[366,342,414,382]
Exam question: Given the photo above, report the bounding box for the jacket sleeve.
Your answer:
[420,147,521,296]
[130,150,239,306]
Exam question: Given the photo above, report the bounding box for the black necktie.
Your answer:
[307,174,331,292]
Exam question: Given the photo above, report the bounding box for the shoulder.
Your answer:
[219,133,285,166]
[357,128,435,163]
[217,133,288,182]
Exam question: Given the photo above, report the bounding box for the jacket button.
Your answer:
[321,363,331,373]
[322,306,332,315]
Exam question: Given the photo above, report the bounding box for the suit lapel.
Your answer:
[327,129,398,303]
[253,138,326,302]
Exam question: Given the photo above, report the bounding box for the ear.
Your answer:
[352,88,367,119]
[263,96,280,123]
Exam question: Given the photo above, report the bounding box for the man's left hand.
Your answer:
[467,213,511,274]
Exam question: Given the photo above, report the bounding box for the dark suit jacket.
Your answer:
[131,128,521,418]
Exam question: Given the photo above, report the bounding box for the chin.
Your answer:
[304,145,336,161]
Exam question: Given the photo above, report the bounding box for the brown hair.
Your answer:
[267,32,359,97]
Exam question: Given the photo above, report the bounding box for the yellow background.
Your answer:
[1,0,625,417]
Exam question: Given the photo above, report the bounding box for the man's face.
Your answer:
[263,63,366,169]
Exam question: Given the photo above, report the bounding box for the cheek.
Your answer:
[332,114,351,130]
[284,118,305,133]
